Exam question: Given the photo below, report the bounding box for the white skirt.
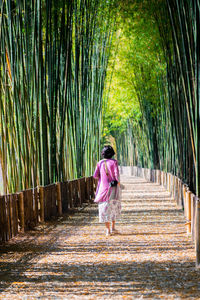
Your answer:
[98,187,121,223]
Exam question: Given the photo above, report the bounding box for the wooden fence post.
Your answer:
[143,168,146,180]
[170,174,173,196]
[18,192,25,232]
[150,169,152,182]
[191,194,196,241]
[146,169,150,181]
[172,176,175,198]
[195,197,200,268]
[177,179,182,207]
[141,168,144,179]
[11,194,18,237]
[132,166,135,176]
[56,183,62,216]
[185,190,191,234]
[39,186,44,222]
[174,177,178,204]
[171,174,175,199]
[183,184,187,216]
[167,173,171,193]
[146,168,148,180]
[78,180,82,206]
[162,171,164,186]
[168,174,171,195]
[6,196,11,239]
[157,170,161,184]
[163,172,166,188]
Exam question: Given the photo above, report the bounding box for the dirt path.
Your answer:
[0,176,199,299]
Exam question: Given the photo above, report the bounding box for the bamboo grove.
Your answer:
[0,0,115,193]
[104,0,200,196]
[1,0,200,198]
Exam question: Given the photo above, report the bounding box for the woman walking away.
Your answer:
[93,145,121,236]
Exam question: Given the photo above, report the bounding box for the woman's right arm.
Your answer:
[93,162,100,179]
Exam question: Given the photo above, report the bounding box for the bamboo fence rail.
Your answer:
[120,166,200,268]
[0,176,96,242]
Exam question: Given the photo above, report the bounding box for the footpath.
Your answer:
[0,176,199,299]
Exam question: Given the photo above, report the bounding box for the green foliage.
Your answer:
[103,0,166,167]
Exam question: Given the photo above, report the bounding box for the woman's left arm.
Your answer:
[114,160,120,182]
[114,160,123,189]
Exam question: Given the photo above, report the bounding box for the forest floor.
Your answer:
[0,176,199,299]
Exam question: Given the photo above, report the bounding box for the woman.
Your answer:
[93,145,121,236]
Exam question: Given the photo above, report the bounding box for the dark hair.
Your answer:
[101,145,115,159]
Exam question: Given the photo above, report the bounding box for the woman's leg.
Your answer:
[112,220,115,231]
[105,222,110,235]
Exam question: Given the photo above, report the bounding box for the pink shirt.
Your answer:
[93,159,120,203]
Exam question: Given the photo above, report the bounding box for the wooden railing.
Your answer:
[0,176,96,242]
[120,166,200,267]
